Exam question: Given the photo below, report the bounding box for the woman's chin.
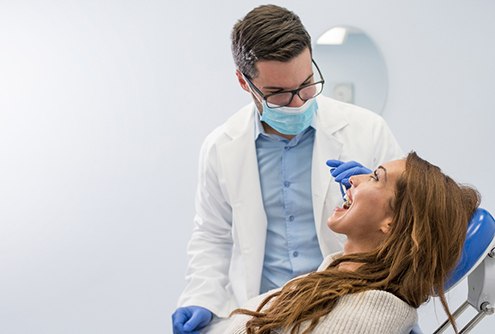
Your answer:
[327,207,349,229]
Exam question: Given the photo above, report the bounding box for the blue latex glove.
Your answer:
[326,160,372,189]
[172,306,213,334]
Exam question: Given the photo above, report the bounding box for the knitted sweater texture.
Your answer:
[224,289,417,333]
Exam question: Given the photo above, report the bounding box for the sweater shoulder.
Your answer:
[314,290,417,334]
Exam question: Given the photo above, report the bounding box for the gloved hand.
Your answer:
[326,160,372,188]
[172,306,213,334]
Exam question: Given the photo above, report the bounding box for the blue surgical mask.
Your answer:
[259,98,317,135]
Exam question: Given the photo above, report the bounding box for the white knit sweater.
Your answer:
[204,253,417,333]
[221,288,417,334]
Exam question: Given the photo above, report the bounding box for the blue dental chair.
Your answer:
[434,208,495,333]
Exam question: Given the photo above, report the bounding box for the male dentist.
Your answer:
[173,4,402,333]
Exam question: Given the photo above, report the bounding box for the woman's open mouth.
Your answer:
[342,191,353,210]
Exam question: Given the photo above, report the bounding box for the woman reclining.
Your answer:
[224,151,480,334]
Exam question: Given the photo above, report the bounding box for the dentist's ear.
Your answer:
[236,70,250,92]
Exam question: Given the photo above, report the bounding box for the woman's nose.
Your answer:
[349,173,366,186]
[349,175,356,187]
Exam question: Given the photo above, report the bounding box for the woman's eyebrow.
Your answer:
[377,165,388,182]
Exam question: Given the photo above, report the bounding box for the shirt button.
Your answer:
[289,215,295,222]
[293,251,299,257]
[284,146,290,151]
[284,181,290,187]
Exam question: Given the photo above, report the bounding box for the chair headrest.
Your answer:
[445,208,495,291]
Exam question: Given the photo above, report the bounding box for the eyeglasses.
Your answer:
[243,59,325,108]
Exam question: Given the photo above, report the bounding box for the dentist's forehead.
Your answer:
[254,49,313,88]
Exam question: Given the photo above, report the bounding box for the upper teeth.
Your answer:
[343,199,352,209]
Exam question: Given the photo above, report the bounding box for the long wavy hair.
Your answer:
[232,152,480,334]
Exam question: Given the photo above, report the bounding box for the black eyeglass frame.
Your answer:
[243,59,325,108]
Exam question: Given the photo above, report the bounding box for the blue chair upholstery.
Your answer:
[445,208,495,292]
[435,208,495,333]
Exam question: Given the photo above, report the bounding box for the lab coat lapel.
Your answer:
[312,108,348,255]
[218,106,267,298]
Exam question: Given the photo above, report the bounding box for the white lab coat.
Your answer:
[177,95,403,318]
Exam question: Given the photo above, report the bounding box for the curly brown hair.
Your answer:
[232,152,480,334]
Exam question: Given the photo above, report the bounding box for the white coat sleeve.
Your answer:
[177,131,236,316]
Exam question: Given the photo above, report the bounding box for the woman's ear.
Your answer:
[236,70,250,92]
[380,217,394,234]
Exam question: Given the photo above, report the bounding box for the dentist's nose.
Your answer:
[287,94,305,108]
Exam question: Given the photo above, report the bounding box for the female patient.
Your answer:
[225,152,480,334]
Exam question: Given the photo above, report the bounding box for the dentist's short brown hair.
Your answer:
[231,5,312,79]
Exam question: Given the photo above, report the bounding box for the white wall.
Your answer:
[314,32,388,113]
[1,1,494,333]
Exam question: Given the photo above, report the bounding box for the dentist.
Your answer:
[173,4,402,333]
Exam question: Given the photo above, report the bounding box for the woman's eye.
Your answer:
[370,171,379,181]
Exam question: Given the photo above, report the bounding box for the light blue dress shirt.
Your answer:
[254,113,323,294]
